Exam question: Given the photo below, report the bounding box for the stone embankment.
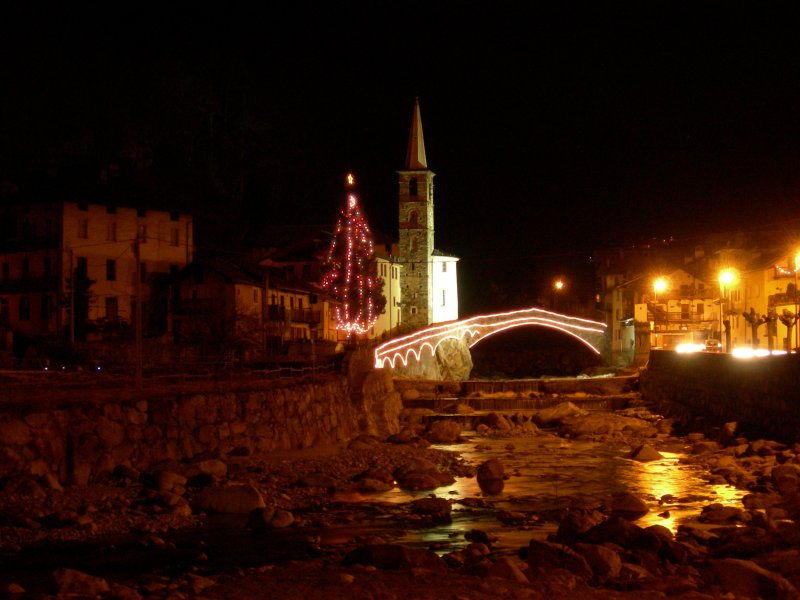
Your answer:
[642,349,800,443]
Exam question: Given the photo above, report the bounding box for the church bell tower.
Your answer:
[398,98,435,329]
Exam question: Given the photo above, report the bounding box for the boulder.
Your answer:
[425,419,463,443]
[343,544,448,572]
[52,568,110,596]
[609,491,649,519]
[573,543,622,578]
[411,497,452,521]
[711,557,798,599]
[629,444,663,462]
[772,464,800,495]
[527,539,592,580]
[477,458,505,495]
[489,556,530,583]
[534,402,588,426]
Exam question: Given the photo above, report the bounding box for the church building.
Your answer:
[397,99,459,329]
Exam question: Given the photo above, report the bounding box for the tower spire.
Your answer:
[404,97,427,169]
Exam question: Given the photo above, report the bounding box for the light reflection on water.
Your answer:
[364,430,747,554]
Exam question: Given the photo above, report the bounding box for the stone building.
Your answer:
[397,98,459,329]
[0,197,193,356]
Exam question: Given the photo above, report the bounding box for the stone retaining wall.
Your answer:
[641,349,800,442]
[0,377,362,485]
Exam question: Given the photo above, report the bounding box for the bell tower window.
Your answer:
[409,178,418,196]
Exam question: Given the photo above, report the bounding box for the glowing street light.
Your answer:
[653,277,668,302]
[554,279,565,291]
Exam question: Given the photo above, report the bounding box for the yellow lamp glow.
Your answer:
[554,279,564,291]
[653,277,668,295]
[719,269,736,286]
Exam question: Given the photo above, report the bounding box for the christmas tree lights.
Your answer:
[321,174,384,335]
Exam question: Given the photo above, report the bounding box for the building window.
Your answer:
[411,307,417,315]
[253,288,259,303]
[41,295,52,320]
[106,205,116,214]
[137,208,147,218]
[170,211,179,222]
[19,297,30,320]
[21,259,29,281]
[78,218,89,239]
[78,202,88,211]
[106,222,117,241]
[409,178,418,196]
[442,262,447,273]
[1,262,8,282]
[76,256,88,280]
[106,259,116,281]
[442,290,446,306]
[140,261,147,283]
[170,227,179,246]
[138,224,147,243]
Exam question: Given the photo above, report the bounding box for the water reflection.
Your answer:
[367,430,746,552]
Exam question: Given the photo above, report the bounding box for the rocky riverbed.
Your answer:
[3,395,800,599]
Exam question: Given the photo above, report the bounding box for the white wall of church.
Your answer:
[432,255,459,323]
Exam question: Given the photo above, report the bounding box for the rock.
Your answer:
[489,556,530,583]
[343,544,447,572]
[691,440,721,454]
[3,583,24,594]
[193,484,266,514]
[552,509,606,544]
[711,557,798,599]
[477,458,504,495]
[269,508,294,528]
[425,419,463,443]
[246,507,277,530]
[402,388,421,401]
[440,402,474,414]
[527,539,592,580]
[157,471,187,493]
[579,516,650,550]
[700,503,743,524]
[185,573,216,594]
[629,444,663,462]
[52,568,110,596]
[573,543,622,578]
[411,497,451,521]
[534,402,589,426]
[479,413,511,431]
[609,491,649,519]
[742,492,781,510]
[0,419,31,445]
[772,464,800,495]
[560,413,652,438]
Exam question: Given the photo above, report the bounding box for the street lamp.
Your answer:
[719,268,737,352]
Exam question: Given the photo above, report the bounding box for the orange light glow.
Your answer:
[346,173,355,186]
[653,277,668,295]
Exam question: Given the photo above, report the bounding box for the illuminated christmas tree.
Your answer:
[321,174,385,335]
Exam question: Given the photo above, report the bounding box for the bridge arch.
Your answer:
[374,307,607,370]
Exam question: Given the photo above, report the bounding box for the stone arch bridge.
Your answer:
[374,307,608,379]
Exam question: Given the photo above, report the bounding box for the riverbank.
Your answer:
[2,395,800,598]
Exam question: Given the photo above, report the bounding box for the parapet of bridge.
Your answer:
[374,306,607,369]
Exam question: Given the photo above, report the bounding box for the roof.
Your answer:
[404,98,428,170]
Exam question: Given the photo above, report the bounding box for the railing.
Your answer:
[290,309,321,324]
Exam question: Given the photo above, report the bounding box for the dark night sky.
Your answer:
[3,3,800,313]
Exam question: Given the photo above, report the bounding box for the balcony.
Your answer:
[290,309,321,324]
